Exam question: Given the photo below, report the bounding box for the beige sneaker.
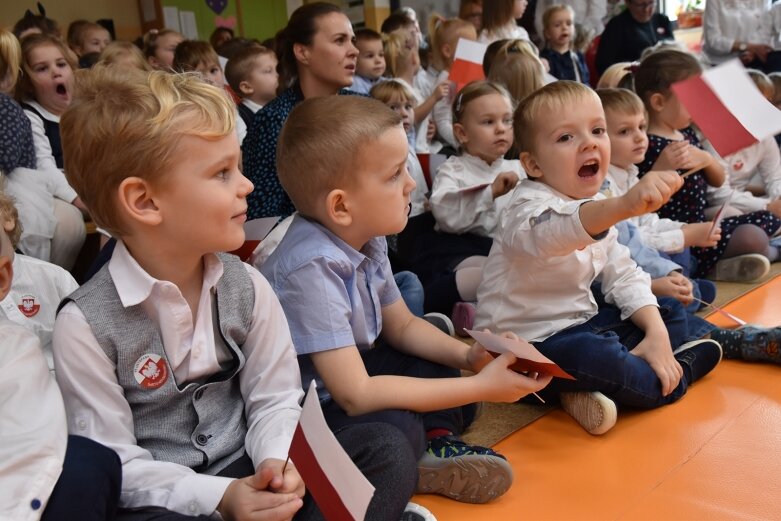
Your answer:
[713,254,770,282]
[560,391,617,435]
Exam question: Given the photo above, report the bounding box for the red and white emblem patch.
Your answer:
[18,295,40,318]
[133,353,168,389]
[732,160,744,171]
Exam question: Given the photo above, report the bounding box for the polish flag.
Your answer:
[449,39,488,93]
[228,216,279,261]
[289,380,375,521]
[671,59,781,157]
[416,152,448,190]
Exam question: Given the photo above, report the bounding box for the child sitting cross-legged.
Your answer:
[54,67,308,520]
[475,81,724,436]
[261,95,551,513]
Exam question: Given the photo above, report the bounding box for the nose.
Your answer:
[239,172,254,196]
[580,134,598,151]
[347,40,359,57]
[404,169,416,194]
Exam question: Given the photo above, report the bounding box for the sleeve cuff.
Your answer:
[170,474,234,517]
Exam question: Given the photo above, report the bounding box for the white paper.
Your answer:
[179,11,199,40]
[162,6,180,32]
[141,0,157,23]
[244,217,279,241]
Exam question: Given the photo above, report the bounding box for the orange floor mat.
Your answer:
[413,276,781,520]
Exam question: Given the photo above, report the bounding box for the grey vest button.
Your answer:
[195,434,209,445]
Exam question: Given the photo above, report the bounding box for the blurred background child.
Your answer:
[539,5,589,83]
[351,28,387,95]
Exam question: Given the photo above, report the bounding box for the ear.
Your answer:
[147,55,160,69]
[441,42,455,60]
[238,80,254,96]
[293,42,309,66]
[324,188,353,228]
[453,122,468,147]
[0,256,12,301]
[648,92,665,113]
[117,177,163,228]
[520,151,543,179]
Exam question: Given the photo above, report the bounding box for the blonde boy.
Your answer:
[474,81,722,435]
[55,67,305,520]
[225,45,279,127]
[261,95,550,514]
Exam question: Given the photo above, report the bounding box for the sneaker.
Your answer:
[712,254,770,282]
[559,391,617,435]
[711,326,781,364]
[673,339,723,383]
[423,312,455,336]
[451,301,476,337]
[400,502,437,521]
[416,435,513,503]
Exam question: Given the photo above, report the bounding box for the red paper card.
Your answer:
[466,329,576,380]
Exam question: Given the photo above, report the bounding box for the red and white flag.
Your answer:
[416,152,448,190]
[228,216,279,261]
[289,380,375,521]
[671,59,781,157]
[449,38,488,93]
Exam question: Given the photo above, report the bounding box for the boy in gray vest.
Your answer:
[261,95,553,516]
[53,67,306,520]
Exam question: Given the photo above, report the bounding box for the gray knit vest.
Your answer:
[62,253,254,474]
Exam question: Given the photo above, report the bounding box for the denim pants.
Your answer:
[533,299,700,409]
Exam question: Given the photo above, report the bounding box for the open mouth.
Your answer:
[578,160,599,178]
[55,84,67,96]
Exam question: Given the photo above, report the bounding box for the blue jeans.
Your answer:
[394,270,424,317]
[533,300,694,409]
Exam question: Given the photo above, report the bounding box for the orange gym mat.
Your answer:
[414,276,781,520]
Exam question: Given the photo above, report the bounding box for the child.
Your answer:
[97,40,152,72]
[54,66,307,519]
[225,45,278,130]
[142,28,184,71]
[479,0,531,44]
[0,192,78,372]
[635,49,781,282]
[539,5,590,84]
[70,21,111,58]
[596,60,633,89]
[351,28,387,95]
[174,40,247,143]
[0,189,121,520]
[597,87,718,311]
[429,17,479,149]
[261,95,551,511]
[475,80,724,435]
[534,0,606,40]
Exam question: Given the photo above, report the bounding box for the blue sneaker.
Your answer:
[416,436,513,503]
[712,326,781,364]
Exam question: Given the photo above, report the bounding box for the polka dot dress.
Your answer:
[0,93,37,173]
[638,127,781,277]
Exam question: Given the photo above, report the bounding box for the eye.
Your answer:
[211,67,220,74]
[557,133,573,143]
[618,128,629,135]
[503,117,513,126]
[216,169,230,180]
[592,127,606,136]
[391,168,402,181]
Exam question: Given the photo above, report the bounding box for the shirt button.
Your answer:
[78,420,87,430]
[188,502,198,513]
[31,499,41,510]
[195,434,208,445]
[194,389,204,400]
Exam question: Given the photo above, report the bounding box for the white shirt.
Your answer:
[431,70,458,149]
[474,179,656,342]
[408,149,429,217]
[605,164,686,253]
[430,153,524,237]
[0,254,77,372]
[479,23,531,45]
[535,0,607,37]
[236,107,247,144]
[241,98,264,114]
[53,241,303,516]
[724,138,781,200]
[702,0,772,64]
[0,321,67,521]
[23,100,62,174]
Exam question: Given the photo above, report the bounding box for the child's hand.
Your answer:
[621,170,682,217]
[682,221,720,248]
[650,272,693,306]
[466,335,497,373]
[432,81,450,101]
[684,146,714,171]
[217,465,303,521]
[475,352,553,402]
[426,118,437,142]
[652,141,691,171]
[767,199,781,219]
[630,329,683,397]
[491,171,520,199]
[260,459,305,498]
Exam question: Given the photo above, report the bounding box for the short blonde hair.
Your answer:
[0,29,22,90]
[427,16,477,69]
[61,67,235,237]
[370,79,416,105]
[383,32,415,78]
[0,188,22,248]
[514,80,597,153]
[453,80,513,125]
[277,95,402,216]
[98,41,151,72]
[596,61,633,89]
[597,87,644,116]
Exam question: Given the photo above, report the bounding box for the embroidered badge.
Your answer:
[133,353,168,389]
[732,160,744,171]
[18,295,40,318]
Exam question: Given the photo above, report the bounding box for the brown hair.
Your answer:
[427,15,476,70]
[61,67,235,237]
[142,28,184,58]
[173,40,220,72]
[97,40,151,72]
[66,20,90,50]
[15,33,77,102]
[453,80,513,125]
[514,80,597,153]
[481,0,518,34]
[72,22,109,52]
[487,39,544,105]
[12,8,60,40]
[0,188,22,248]
[370,79,416,105]
[355,27,382,45]
[274,2,344,93]
[225,45,275,95]
[769,72,781,101]
[596,87,645,116]
[277,95,402,216]
[633,48,701,106]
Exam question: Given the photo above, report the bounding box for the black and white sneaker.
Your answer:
[673,339,723,383]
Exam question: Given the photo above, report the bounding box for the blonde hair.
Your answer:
[0,29,22,90]
[60,67,235,237]
[746,69,774,99]
[596,61,633,89]
[453,80,513,125]
[370,79,416,105]
[97,41,151,72]
[383,32,415,78]
[142,28,184,59]
[542,4,575,33]
[15,33,77,102]
[0,188,22,248]
[596,87,644,116]
[427,15,477,70]
[487,39,544,105]
[277,95,402,216]
[769,72,781,101]
[514,80,597,153]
